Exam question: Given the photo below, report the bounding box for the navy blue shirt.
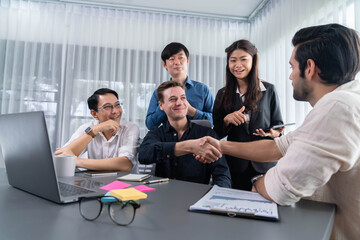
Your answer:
[145,77,214,130]
[139,119,231,188]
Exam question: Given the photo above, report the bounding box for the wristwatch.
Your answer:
[251,174,264,185]
[85,127,96,138]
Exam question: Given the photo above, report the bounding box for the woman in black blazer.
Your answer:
[213,40,284,190]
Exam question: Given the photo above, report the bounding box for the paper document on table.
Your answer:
[189,185,279,221]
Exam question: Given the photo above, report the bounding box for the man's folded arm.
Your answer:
[56,134,92,157]
[77,156,133,171]
[55,124,94,157]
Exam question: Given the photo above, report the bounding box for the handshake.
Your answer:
[191,136,222,164]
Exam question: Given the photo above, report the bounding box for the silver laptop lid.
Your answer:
[0,111,62,203]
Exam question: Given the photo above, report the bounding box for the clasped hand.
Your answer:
[95,119,122,136]
[192,136,222,164]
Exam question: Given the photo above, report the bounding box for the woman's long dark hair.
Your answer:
[216,40,262,113]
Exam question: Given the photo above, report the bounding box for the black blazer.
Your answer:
[213,81,283,173]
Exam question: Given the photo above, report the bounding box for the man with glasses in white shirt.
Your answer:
[55,88,140,172]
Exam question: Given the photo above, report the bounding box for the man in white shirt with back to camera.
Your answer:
[55,88,140,172]
[197,23,360,240]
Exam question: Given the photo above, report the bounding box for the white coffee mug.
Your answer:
[53,155,77,177]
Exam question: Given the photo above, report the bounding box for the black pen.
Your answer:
[142,178,170,184]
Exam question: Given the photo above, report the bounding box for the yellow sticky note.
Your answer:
[110,188,147,201]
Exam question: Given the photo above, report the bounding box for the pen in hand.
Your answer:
[142,178,170,184]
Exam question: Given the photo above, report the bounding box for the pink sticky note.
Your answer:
[100,181,131,191]
[131,185,156,192]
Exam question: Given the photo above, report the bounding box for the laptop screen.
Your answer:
[0,111,61,202]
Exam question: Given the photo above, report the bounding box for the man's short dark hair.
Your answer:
[292,23,360,85]
[161,42,189,62]
[87,88,119,111]
[157,81,186,103]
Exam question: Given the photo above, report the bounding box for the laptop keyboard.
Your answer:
[74,179,105,189]
[59,182,95,197]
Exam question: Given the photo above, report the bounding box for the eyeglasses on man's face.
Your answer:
[79,196,140,226]
[96,102,122,111]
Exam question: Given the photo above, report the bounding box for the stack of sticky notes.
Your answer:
[110,188,148,201]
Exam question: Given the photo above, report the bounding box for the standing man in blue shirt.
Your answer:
[145,42,214,130]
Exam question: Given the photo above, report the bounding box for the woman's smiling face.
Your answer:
[228,49,253,81]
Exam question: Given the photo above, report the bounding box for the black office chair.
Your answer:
[137,137,156,175]
[190,119,212,128]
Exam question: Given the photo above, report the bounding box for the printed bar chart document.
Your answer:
[189,185,279,221]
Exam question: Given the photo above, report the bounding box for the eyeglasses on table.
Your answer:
[79,196,141,226]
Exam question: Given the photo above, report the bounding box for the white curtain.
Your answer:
[0,0,248,150]
[250,0,360,129]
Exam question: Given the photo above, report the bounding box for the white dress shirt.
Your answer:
[65,120,140,173]
[265,79,360,240]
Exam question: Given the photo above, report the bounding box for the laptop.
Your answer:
[0,111,107,203]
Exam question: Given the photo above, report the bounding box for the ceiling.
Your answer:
[67,0,267,20]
